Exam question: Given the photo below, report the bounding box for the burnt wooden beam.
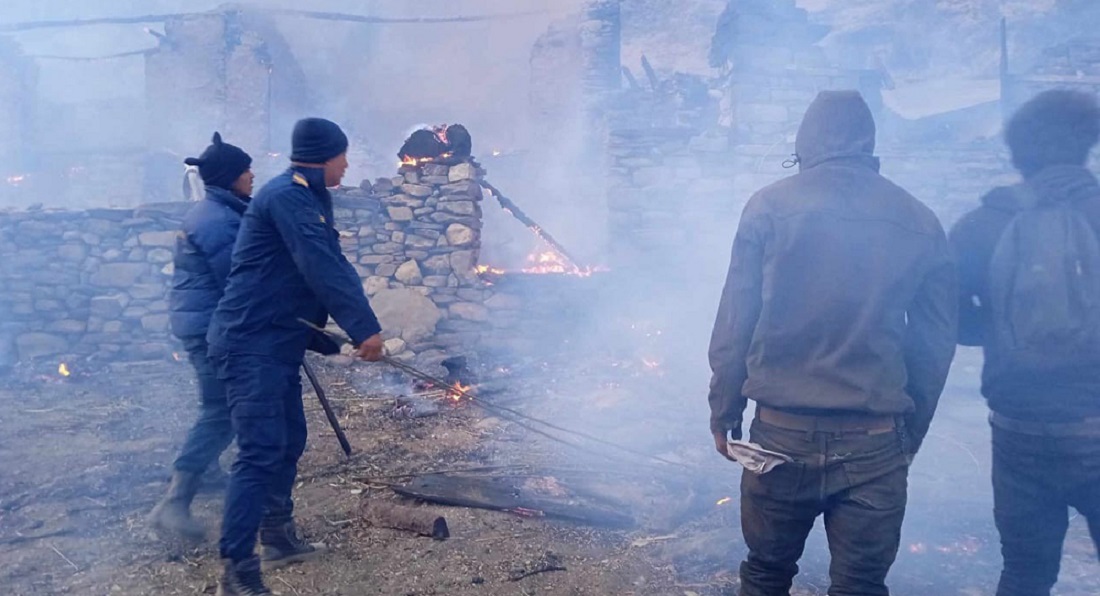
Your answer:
[360,500,449,540]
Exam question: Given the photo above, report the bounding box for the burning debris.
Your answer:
[397,123,473,166]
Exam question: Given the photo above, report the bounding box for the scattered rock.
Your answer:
[370,288,442,343]
[363,276,390,296]
[383,337,407,355]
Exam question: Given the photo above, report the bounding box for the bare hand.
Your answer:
[713,431,736,462]
[356,334,385,362]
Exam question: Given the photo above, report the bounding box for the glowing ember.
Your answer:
[58,363,71,377]
[716,497,732,506]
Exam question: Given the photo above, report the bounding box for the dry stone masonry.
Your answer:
[0,158,531,368]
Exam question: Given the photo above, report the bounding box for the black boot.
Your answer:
[259,519,326,570]
[216,555,272,596]
[148,471,205,541]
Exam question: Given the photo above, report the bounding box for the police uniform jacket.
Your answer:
[207,166,381,363]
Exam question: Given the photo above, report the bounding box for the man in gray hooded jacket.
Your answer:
[708,90,957,596]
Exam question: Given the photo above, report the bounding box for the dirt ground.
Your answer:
[1,342,1097,596]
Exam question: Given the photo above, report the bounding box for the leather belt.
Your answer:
[758,406,896,434]
[989,411,1100,438]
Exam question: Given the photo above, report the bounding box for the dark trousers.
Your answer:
[739,419,910,596]
[992,422,1100,596]
[217,353,308,562]
[173,336,234,475]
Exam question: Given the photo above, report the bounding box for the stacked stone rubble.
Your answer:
[332,159,521,362]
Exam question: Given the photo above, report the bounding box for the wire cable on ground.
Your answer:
[297,319,692,472]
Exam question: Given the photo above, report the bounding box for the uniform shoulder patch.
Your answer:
[292,173,309,188]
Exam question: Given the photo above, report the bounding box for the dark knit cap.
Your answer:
[1006,90,1100,177]
[290,117,349,163]
[183,132,252,190]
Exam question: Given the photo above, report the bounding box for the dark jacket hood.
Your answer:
[794,90,879,172]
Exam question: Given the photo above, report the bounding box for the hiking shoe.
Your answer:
[216,556,272,596]
[259,520,327,570]
[148,471,205,541]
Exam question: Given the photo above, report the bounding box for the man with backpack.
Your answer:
[950,89,1100,596]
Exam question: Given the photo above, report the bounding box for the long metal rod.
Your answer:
[478,180,582,270]
[302,360,353,458]
[297,319,682,469]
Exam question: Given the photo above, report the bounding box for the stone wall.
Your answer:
[341,160,503,362]
[0,203,188,368]
[605,120,1020,274]
[0,158,531,368]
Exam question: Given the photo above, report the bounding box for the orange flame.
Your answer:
[520,249,606,277]
[716,497,732,506]
[475,264,506,276]
[398,151,454,168]
[448,382,471,402]
[58,363,71,377]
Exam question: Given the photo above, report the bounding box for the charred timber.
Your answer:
[478,180,581,269]
[360,500,449,540]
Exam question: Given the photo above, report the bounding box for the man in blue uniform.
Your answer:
[207,118,384,596]
[150,132,254,541]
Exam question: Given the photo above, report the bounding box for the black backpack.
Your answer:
[988,187,1100,372]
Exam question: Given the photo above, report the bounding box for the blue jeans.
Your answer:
[216,353,308,562]
[739,419,910,596]
[993,422,1100,596]
[173,336,234,475]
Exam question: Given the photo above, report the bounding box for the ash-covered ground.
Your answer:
[0,340,1096,595]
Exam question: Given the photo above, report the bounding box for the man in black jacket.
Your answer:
[207,118,384,596]
[150,133,254,540]
[708,91,958,596]
[949,90,1100,596]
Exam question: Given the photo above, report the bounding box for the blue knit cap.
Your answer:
[290,118,349,164]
